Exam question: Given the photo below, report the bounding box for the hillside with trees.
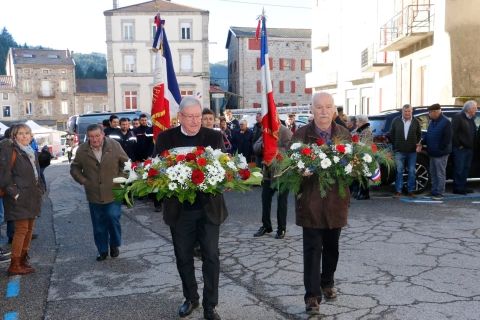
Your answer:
[0,27,19,74]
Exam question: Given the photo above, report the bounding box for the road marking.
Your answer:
[6,277,20,298]
[3,312,18,320]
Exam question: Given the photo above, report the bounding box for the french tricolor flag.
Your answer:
[151,14,182,141]
[257,13,280,165]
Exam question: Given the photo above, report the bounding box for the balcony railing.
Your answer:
[38,90,55,98]
[361,43,394,72]
[380,4,434,51]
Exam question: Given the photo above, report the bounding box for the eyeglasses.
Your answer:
[181,112,202,120]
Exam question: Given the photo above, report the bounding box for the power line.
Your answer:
[218,0,310,9]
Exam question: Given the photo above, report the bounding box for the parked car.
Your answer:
[67,111,149,144]
[368,105,480,193]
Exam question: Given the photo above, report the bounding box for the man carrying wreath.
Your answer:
[153,96,227,320]
[291,92,351,315]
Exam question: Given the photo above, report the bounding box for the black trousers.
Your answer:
[170,209,220,309]
[261,179,289,231]
[302,227,342,302]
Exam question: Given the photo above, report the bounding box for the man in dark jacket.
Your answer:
[423,104,452,200]
[118,117,136,160]
[153,96,226,320]
[133,114,154,161]
[104,115,122,144]
[252,112,263,167]
[389,104,422,197]
[451,100,478,194]
[231,119,253,162]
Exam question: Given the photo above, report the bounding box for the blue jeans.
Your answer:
[88,201,122,254]
[394,152,417,193]
[452,147,473,192]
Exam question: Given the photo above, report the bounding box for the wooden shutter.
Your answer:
[291,81,296,93]
[279,81,284,93]
[279,58,284,70]
[256,80,261,93]
[291,59,296,71]
[257,58,261,70]
[301,59,305,71]
[269,58,273,70]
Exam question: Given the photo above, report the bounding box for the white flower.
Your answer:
[333,156,340,163]
[152,156,161,165]
[319,152,327,160]
[212,149,225,159]
[290,142,302,150]
[345,144,352,154]
[345,164,353,174]
[142,172,148,179]
[236,154,248,169]
[362,154,372,163]
[320,158,332,169]
[297,160,305,169]
[227,161,237,170]
[123,159,132,172]
[252,172,263,178]
[113,177,127,184]
[126,171,139,183]
[292,153,301,160]
[168,182,178,191]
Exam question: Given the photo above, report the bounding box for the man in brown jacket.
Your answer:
[292,92,351,315]
[70,124,128,261]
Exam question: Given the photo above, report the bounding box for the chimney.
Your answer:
[113,0,118,9]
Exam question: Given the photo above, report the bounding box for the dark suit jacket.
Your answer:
[153,126,229,226]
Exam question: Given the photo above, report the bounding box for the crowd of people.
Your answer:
[1,94,480,319]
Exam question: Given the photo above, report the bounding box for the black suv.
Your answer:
[369,106,480,193]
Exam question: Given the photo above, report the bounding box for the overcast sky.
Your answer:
[1,0,312,63]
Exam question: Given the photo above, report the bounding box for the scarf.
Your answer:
[17,143,39,181]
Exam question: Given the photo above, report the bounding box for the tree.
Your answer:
[0,27,18,74]
[73,52,107,79]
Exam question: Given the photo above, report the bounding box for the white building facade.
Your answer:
[307,0,480,115]
[104,0,210,115]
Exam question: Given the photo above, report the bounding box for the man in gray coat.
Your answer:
[70,124,129,261]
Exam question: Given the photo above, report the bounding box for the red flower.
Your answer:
[336,144,346,153]
[371,144,378,153]
[185,152,197,162]
[143,159,152,166]
[275,153,283,161]
[191,169,205,185]
[131,162,138,170]
[316,138,325,146]
[160,150,170,157]
[301,148,312,156]
[239,168,251,180]
[196,157,207,167]
[351,135,360,143]
[195,146,205,156]
[147,168,159,177]
[176,154,186,162]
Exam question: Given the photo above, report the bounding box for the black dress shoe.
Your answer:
[253,226,273,237]
[204,308,221,320]
[110,246,119,258]
[96,252,108,261]
[275,230,286,239]
[178,300,199,318]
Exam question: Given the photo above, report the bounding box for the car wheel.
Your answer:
[403,155,429,193]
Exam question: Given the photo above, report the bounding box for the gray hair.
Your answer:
[179,96,202,113]
[402,104,412,110]
[356,114,369,124]
[87,123,104,134]
[311,92,334,112]
[239,119,248,125]
[463,100,478,112]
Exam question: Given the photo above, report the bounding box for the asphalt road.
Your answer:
[1,162,480,320]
